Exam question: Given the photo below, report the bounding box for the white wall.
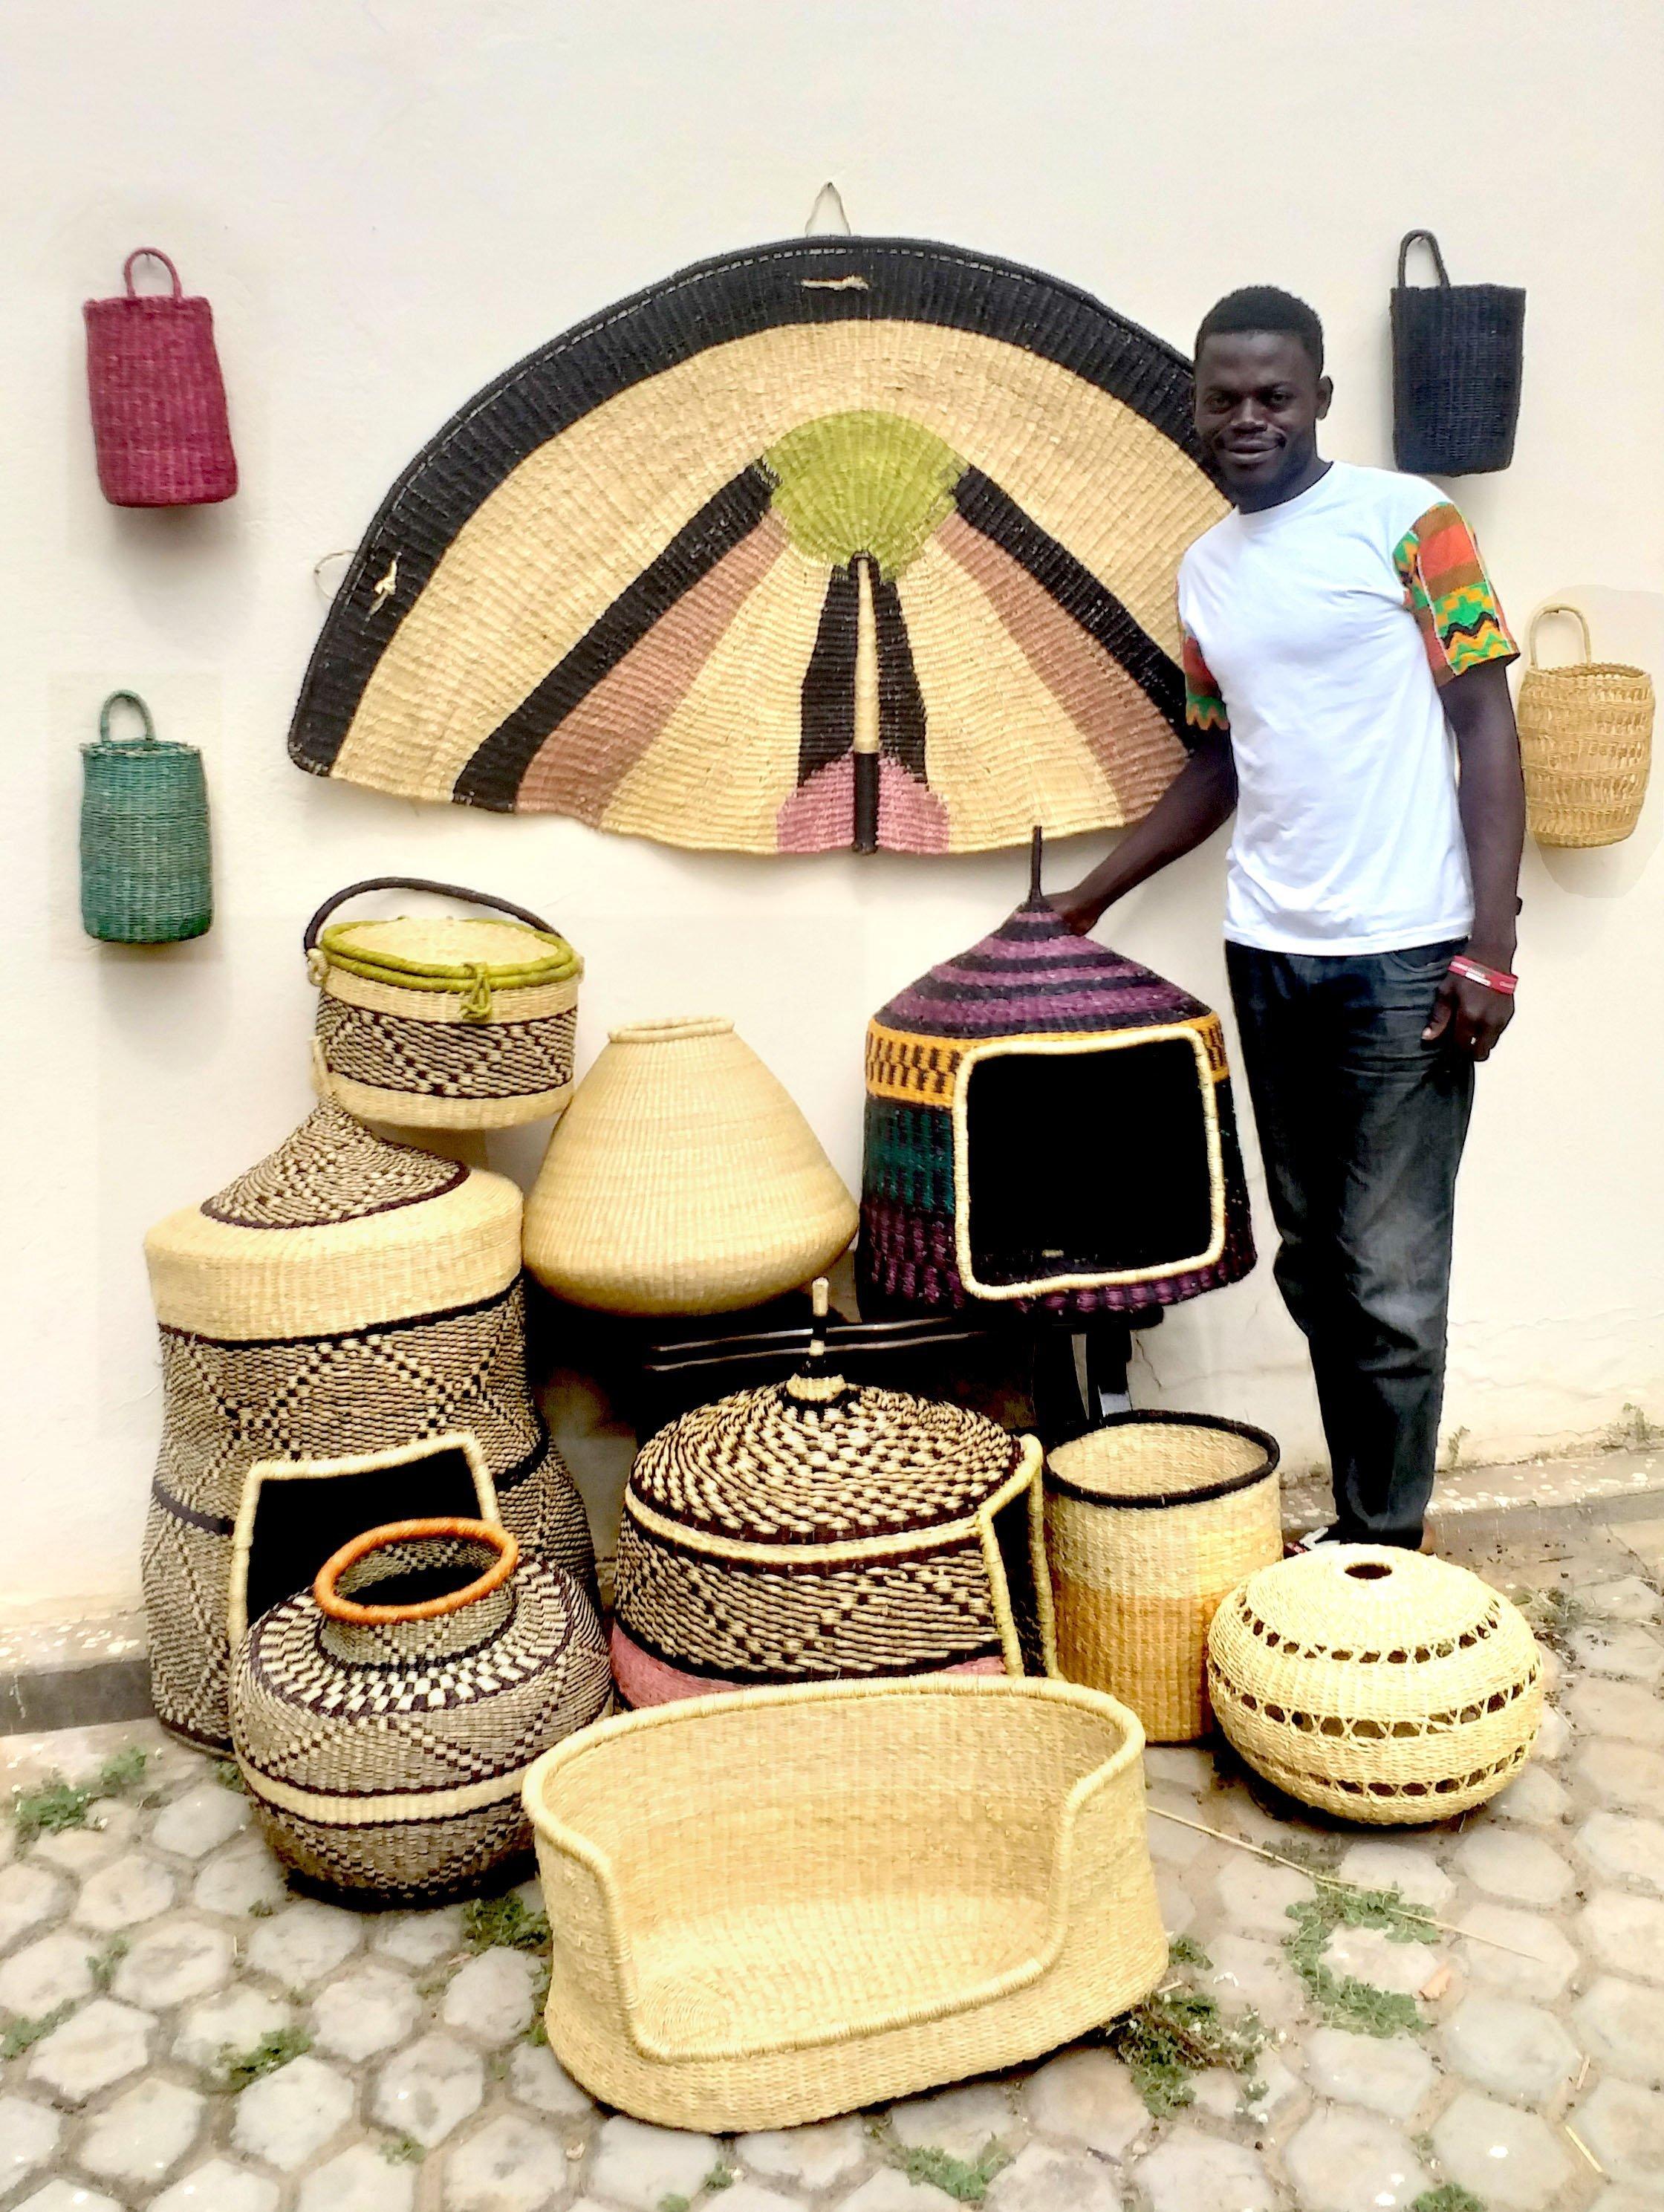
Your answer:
[4,0,1661,1620]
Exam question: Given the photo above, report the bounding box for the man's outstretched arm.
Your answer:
[1048,728,1238,934]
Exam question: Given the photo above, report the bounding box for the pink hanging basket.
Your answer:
[83,250,238,507]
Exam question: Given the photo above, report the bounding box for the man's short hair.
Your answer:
[1195,287,1325,374]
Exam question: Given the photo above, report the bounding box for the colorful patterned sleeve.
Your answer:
[1393,502,1518,686]
[1182,629,1229,732]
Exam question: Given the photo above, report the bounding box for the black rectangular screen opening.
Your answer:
[961,1038,1215,1290]
[241,1441,485,1633]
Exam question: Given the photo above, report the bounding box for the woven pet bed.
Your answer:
[141,1105,594,1749]
[1047,1413,1281,1742]
[859,845,1255,1315]
[305,877,582,1130]
[524,1017,856,1315]
[523,1675,1166,2129]
[1206,1545,1543,1824]
[611,1326,1053,1705]
[233,1518,610,1902]
[288,238,1226,853]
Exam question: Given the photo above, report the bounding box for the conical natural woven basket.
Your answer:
[523,1676,1166,2130]
[1047,1413,1281,1743]
[1518,605,1653,848]
[524,1018,857,1315]
[1206,1545,1543,1824]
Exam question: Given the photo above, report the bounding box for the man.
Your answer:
[1052,286,1524,1550]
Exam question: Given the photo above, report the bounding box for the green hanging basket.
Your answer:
[80,691,212,943]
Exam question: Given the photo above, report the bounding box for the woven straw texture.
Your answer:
[613,1365,1053,1703]
[1047,1413,1281,1743]
[1206,1545,1543,1824]
[1518,605,1654,849]
[80,692,211,943]
[523,1675,1165,2130]
[83,250,236,507]
[1391,231,1524,478]
[233,1523,610,1902]
[141,1107,593,1749]
[859,885,1255,1316]
[288,238,1226,853]
[306,877,583,1129]
[525,1018,857,1315]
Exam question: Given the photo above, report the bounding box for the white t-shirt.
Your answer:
[1176,461,1516,954]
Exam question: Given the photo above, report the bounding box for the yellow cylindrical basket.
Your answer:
[1046,1413,1281,1742]
[1207,1545,1544,1824]
[1518,604,1654,849]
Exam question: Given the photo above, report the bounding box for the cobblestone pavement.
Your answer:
[4,1497,1664,2211]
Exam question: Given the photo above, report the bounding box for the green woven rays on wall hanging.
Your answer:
[290,238,1226,854]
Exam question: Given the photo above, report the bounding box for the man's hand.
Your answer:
[1046,888,1099,937]
[1423,966,1515,1059]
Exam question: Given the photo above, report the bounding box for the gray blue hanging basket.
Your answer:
[80,691,212,943]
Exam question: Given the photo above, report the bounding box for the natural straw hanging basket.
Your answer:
[523,1676,1166,2130]
[305,877,582,1129]
[1206,1545,1543,1824]
[525,1018,857,1315]
[1047,1413,1281,1743]
[80,691,212,944]
[233,1518,610,1902]
[83,250,237,507]
[1517,605,1654,849]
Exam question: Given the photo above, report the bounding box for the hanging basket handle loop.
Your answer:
[1527,603,1593,669]
[123,248,183,301]
[1397,230,1452,288]
[302,876,557,952]
[97,690,158,746]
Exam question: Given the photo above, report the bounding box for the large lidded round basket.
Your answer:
[141,1105,593,1750]
[859,853,1255,1318]
[1206,1546,1544,1824]
[611,1353,1054,1706]
[1047,1413,1282,1743]
[525,1017,857,1316]
[233,1518,611,1901]
[305,877,582,1130]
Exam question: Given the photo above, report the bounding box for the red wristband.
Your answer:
[1448,954,1518,996]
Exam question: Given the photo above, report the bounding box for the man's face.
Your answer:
[1193,330,1332,503]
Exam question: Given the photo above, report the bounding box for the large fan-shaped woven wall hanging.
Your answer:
[289,238,1225,854]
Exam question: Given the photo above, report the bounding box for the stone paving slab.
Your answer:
[0,1511,1654,2208]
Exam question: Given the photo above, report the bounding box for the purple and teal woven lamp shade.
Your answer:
[858,853,1255,1318]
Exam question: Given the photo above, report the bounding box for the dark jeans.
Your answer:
[1226,939,1474,1547]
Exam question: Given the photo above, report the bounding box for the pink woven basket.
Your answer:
[83,250,237,507]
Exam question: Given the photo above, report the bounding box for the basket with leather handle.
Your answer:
[305,876,582,1129]
[1391,229,1524,477]
[1518,604,1653,848]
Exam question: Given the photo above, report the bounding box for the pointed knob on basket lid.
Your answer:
[782,1278,853,1408]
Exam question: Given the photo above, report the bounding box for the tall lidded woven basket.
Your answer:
[611,1304,1054,1707]
[80,692,212,943]
[141,1105,594,1749]
[83,250,237,507]
[1207,1546,1543,1824]
[525,1018,857,1315]
[305,877,583,1129]
[1391,230,1524,478]
[1047,1413,1281,1742]
[1517,605,1654,848]
[859,843,1254,1316]
[233,1518,611,1902]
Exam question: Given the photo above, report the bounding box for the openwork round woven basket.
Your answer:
[1047,1413,1281,1743]
[1518,605,1654,849]
[525,1017,857,1315]
[612,1325,1053,1704]
[523,1676,1166,2130]
[1206,1545,1543,1824]
[233,1518,610,1902]
[141,1105,593,1750]
[305,877,582,1129]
